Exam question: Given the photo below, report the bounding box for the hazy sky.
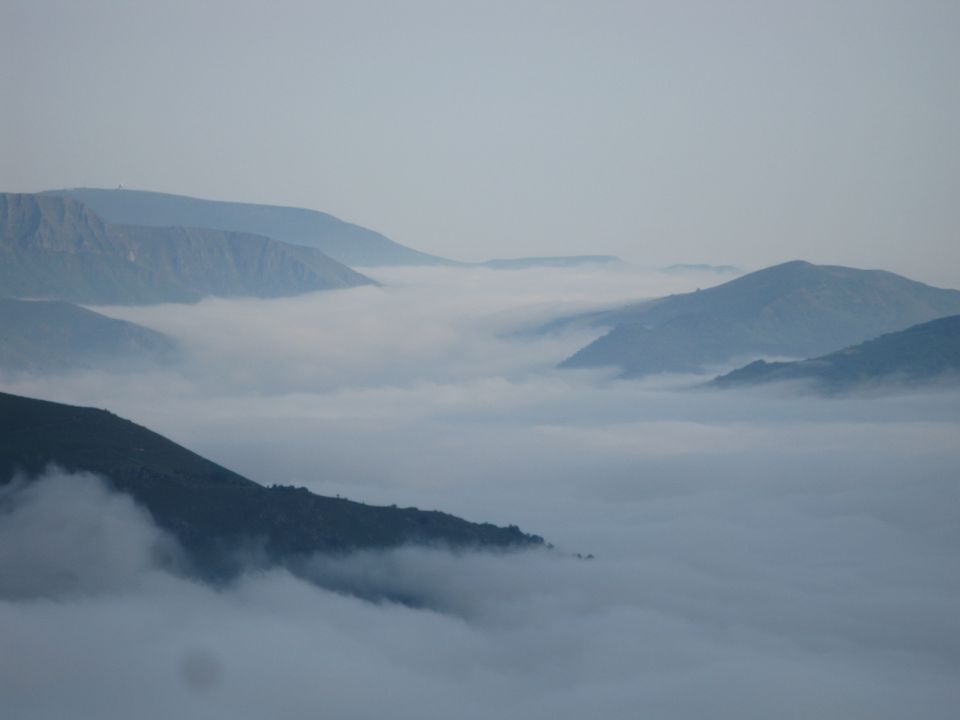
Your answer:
[3,1,959,282]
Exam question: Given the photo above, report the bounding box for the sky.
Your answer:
[3,0,959,284]
[1,266,959,718]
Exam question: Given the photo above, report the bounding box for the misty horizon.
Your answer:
[4,1,960,285]
[3,263,959,718]
[4,2,959,718]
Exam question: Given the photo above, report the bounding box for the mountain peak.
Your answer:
[560,261,960,377]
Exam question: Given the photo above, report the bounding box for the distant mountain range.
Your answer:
[45,187,457,268]
[710,314,960,393]
[0,297,175,374]
[0,391,544,580]
[43,188,621,271]
[1,193,375,304]
[560,260,960,377]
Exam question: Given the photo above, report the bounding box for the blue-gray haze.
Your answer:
[1,265,958,719]
[3,1,960,284]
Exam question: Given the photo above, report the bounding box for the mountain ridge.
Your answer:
[0,296,176,373]
[709,314,960,393]
[0,391,544,580]
[560,260,960,377]
[1,193,376,304]
[44,187,458,268]
[43,188,627,271]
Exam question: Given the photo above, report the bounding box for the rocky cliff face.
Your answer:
[1,192,116,254]
[46,187,458,267]
[0,193,376,304]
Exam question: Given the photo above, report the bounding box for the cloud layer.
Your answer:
[1,265,958,718]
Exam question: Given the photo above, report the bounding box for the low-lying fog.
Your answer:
[2,265,958,719]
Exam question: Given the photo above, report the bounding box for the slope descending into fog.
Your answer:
[561,260,960,377]
[711,314,960,393]
[0,297,175,373]
[0,392,543,579]
[46,187,457,268]
[0,266,958,719]
[0,193,375,304]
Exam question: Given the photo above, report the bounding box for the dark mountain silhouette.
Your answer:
[0,297,175,373]
[1,193,375,304]
[0,392,543,580]
[45,187,457,268]
[710,314,960,393]
[560,261,960,377]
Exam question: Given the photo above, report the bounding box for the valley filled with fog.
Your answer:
[2,264,958,719]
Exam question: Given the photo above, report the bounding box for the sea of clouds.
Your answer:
[2,264,958,719]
